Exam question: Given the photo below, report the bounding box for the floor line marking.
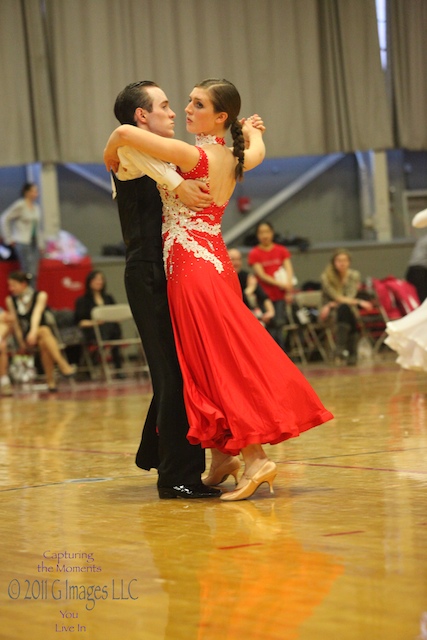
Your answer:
[284,461,427,474]
[285,446,427,462]
[322,530,365,537]
[4,443,132,456]
[6,443,426,460]
[0,474,152,493]
[217,543,263,550]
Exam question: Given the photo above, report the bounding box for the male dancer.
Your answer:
[111,81,219,499]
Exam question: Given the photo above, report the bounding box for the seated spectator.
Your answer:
[5,271,76,391]
[320,249,372,365]
[248,221,296,350]
[74,270,123,375]
[228,248,275,326]
[406,233,427,303]
[0,309,14,396]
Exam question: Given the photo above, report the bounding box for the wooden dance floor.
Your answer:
[0,358,426,640]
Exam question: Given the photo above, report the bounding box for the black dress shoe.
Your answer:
[158,483,221,499]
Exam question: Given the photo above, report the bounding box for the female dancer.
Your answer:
[104,78,333,501]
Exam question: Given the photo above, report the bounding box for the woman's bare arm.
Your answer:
[242,119,265,171]
[104,126,200,174]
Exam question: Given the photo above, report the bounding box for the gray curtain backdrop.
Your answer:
[389,0,427,149]
[0,0,38,165]
[0,0,425,166]
[24,0,59,162]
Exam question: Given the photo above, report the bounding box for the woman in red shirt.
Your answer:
[248,221,295,349]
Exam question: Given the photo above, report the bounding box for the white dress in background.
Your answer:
[385,298,427,371]
[413,208,427,229]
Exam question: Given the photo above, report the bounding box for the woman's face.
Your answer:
[256,224,274,247]
[89,273,105,292]
[8,279,27,296]
[333,253,350,275]
[185,88,225,135]
[26,186,39,201]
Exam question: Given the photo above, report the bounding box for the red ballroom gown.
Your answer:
[160,138,333,455]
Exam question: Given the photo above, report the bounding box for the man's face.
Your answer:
[228,249,242,272]
[142,87,176,138]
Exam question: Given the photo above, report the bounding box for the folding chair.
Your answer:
[90,304,150,383]
[282,303,307,364]
[356,297,391,355]
[294,290,335,362]
[48,309,94,379]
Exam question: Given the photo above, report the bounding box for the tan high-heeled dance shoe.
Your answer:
[202,457,241,486]
[60,364,77,378]
[220,459,277,501]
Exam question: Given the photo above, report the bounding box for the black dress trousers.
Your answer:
[125,260,205,487]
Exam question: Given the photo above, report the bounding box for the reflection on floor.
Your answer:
[0,359,426,640]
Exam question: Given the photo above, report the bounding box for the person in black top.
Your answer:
[6,271,76,391]
[74,270,123,374]
[111,81,219,499]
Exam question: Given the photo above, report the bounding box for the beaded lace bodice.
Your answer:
[160,138,228,276]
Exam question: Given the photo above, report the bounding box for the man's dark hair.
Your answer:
[114,81,159,125]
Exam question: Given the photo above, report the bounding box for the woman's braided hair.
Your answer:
[196,78,245,181]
